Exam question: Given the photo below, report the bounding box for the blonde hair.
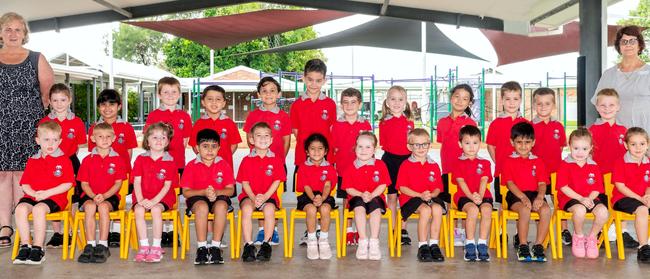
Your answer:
[142,122,174,151]
[568,126,593,147]
[0,12,29,46]
[93,122,114,135]
[157,77,181,95]
[37,120,61,137]
[356,131,378,148]
[407,128,430,143]
[381,85,412,121]
[625,127,650,144]
[595,88,620,103]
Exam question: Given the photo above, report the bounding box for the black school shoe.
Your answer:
[638,245,650,263]
[562,230,572,246]
[161,231,172,247]
[401,229,412,245]
[26,246,45,265]
[512,233,520,249]
[242,243,257,262]
[46,232,64,248]
[13,244,31,264]
[78,244,95,263]
[194,246,209,265]
[257,242,272,261]
[417,245,433,262]
[517,244,532,262]
[208,246,224,264]
[108,232,120,247]
[531,244,547,262]
[93,244,110,263]
[429,244,444,262]
[623,232,640,248]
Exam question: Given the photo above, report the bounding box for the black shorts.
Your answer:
[563,193,608,212]
[614,197,650,214]
[17,198,60,213]
[440,173,451,203]
[292,164,298,192]
[400,197,446,221]
[336,176,347,199]
[185,195,232,216]
[78,195,119,212]
[457,197,494,211]
[505,191,546,208]
[239,197,278,211]
[128,183,134,195]
[493,176,502,203]
[545,176,552,195]
[381,151,410,195]
[296,192,337,211]
[69,154,82,203]
[348,196,386,215]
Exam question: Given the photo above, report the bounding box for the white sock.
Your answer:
[258,227,264,232]
[152,238,161,247]
[317,224,321,230]
[246,241,253,245]
[98,240,108,247]
[197,241,207,248]
[87,240,96,247]
[419,241,428,247]
[320,232,329,239]
[307,232,317,241]
[429,239,439,245]
[478,239,487,245]
[163,223,172,232]
[465,239,475,245]
[622,228,629,234]
[347,226,354,233]
[139,239,149,246]
[112,222,120,232]
[212,241,221,248]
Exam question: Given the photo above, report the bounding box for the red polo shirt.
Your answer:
[379,114,414,156]
[296,159,337,193]
[531,117,566,173]
[451,155,493,205]
[589,119,627,174]
[486,114,529,177]
[556,157,604,209]
[236,150,286,204]
[611,152,650,205]
[436,113,477,174]
[20,148,75,210]
[341,159,391,203]
[396,156,444,206]
[39,112,87,157]
[331,117,372,175]
[88,118,137,172]
[243,106,291,160]
[502,153,549,192]
[290,92,336,165]
[189,113,242,169]
[144,107,193,170]
[181,156,234,191]
[77,148,127,200]
[131,152,179,209]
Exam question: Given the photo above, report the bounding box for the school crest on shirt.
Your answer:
[553,129,560,140]
[321,109,329,120]
[157,169,167,180]
[117,133,125,144]
[107,163,116,175]
[221,128,227,140]
[428,171,436,182]
[619,134,625,145]
[532,165,537,177]
[372,170,380,182]
[53,165,63,177]
[265,165,274,176]
[274,120,281,131]
[216,172,223,184]
[645,170,650,183]
[67,128,75,139]
[179,119,185,129]
[476,163,484,175]
[587,173,595,185]
[320,170,328,182]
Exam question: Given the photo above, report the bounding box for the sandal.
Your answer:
[0,225,13,248]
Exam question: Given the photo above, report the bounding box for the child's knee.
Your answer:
[636,206,649,217]
[193,202,209,215]
[464,204,479,217]
[212,201,228,212]
[14,204,30,216]
[320,204,332,213]
[538,204,551,217]
[431,204,443,216]
[570,205,587,216]
[32,203,50,216]
[97,202,111,213]
[594,205,609,220]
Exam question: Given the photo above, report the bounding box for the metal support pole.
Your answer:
[563,72,567,128]
[370,75,375,128]
[480,68,486,140]
[92,78,97,122]
[429,75,434,136]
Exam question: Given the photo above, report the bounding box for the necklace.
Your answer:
[619,59,644,81]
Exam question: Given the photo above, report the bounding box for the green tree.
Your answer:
[617,0,650,62]
[107,23,168,66]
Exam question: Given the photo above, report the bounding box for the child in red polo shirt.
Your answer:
[296,133,337,260]
[487,81,527,206]
[342,131,390,260]
[13,121,74,265]
[396,128,445,262]
[611,127,650,262]
[237,122,286,262]
[452,125,493,262]
[331,87,372,245]
[190,85,241,170]
[182,129,234,265]
[132,122,179,263]
[76,123,126,263]
[38,83,86,249]
[87,89,137,247]
[379,85,415,245]
[502,122,551,262]
[556,127,608,259]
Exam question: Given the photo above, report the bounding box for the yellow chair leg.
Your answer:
[615,215,625,260]
[235,213,242,259]
[494,215,501,258]
[289,211,296,258]
[62,213,70,260]
[335,211,341,258]
[341,211,349,257]
[603,217,612,259]
[395,212,401,258]
[181,217,189,260]
[172,213,179,260]
[501,214,508,259]
[449,214,455,258]
[556,214,564,259]
[70,214,80,260]
[388,212,395,258]
[282,213,289,258]
[229,213,236,259]
[11,230,20,260]
[549,215,557,260]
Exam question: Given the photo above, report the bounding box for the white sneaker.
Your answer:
[454,228,466,247]
[318,238,332,260]
[356,238,369,260]
[307,239,319,260]
[608,224,616,242]
[368,238,381,260]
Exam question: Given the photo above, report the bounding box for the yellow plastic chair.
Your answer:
[70,180,130,260]
[181,209,236,260]
[551,172,612,259]
[341,188,395,258]
[234,182,289,258]
[447,174,501,258]
[500,183,557,259]
[12,187,75,260]
[288,188,341,258]
[124,187,182,260]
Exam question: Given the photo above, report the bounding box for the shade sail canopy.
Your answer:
[126,9,351,50]
[234,16,485,61]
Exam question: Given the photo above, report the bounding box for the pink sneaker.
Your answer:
[134,246,149,262]
[571,235,586,258]
[146,246,164,262]
[585,235,599,259]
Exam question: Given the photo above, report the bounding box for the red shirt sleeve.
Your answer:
[341,167,351,190]
[228,120,242,145]
[75,119,87,144]
[221,162,235,187]
[377,161,391,186]
[77,157,91,183]
[130,157,143,183]
[165,161,179,188]
[436,118,447,144]
[433,164,443,192]
[378,120,387,147]
[19,159,36,185]
[612,159,625,184]
[243,112,255,133]
[236,158,250,183]
[556,162,569,189]
[61,158,75,184]
[180,162,194,189]
[395,163,409,192]
[280,112,292,136]
[327,165,337,192]
[274,157,287,181]
[182,113,192,138]
[290,100,300,131]
[486,121,498,146]
[484,160,494,183]
[536,159,549,184]
[296,163,308,193]
[125,125,137,149]
[188,124,199,148]
[501,157,513,184]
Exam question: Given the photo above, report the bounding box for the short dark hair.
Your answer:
[257,76,281,93]
[250,121,272,134]
[510,122,535,140]
[304,133,329,157]
[450,84,474,117]
[459,125,481,142]
[532,87,556,102]
[615,25,645,55]
[341,87,362,103]
[500,81,522,97]
[304,58,327,76]
[202,85,226,100]
[97,89,121,105]
[49,83,71,98]
[196,128,220,145]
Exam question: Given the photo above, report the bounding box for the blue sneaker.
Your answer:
[254,229,264,245]
[477,243,490,261]
[269,228,280,246]
[464,243,477,261]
